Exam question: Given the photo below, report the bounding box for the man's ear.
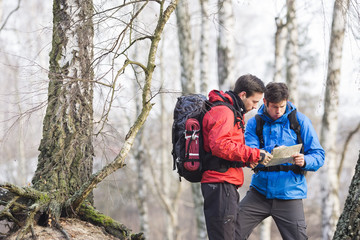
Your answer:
[238,91,247,100]
[263,98,267,106]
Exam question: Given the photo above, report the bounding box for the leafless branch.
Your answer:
[0,0,22,32]
[338,122,360,177]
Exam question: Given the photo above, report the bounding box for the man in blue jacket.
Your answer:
[238,82,325,239]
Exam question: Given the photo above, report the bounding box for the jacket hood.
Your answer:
[257,101,297,123]
[208,90,233,104]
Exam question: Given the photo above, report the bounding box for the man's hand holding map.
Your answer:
[262,144,303,167]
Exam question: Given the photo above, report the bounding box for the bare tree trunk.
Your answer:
[285,0,299,105]
[176,0,195,94]
[176,1,208,239]
[333,152,360,239]
[136,134,149,237]
[131,3,149,237]
[160,41,178,240]
[320,0,349,239]
[199,0,210,94]
[134,74,149,238]
[217,0,235,90]
[274,17,287,83]
[32,0,95,209]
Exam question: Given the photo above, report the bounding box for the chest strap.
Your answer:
[253,165,304,175]
[203,155,245,173]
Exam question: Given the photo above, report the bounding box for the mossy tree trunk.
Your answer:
[333,152,360,239]
[31,0,95,217]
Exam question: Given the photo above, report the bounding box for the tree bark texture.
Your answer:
[273,17,287,83]
[333,152,360,239]
[217,0,235,90]
[320,0,349,239]
[199,0,210,95]
[175,0,195,94]
[176,1,208,239]
[32,0,94,205]
[285,0,299,105]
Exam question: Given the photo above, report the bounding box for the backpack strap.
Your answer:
[288,110,304,154]
[201,100,245,172]
[255,114,265,148]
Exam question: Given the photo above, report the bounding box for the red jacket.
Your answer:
[201,90,260,187]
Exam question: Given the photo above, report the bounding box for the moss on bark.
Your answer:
[78,203,144,240]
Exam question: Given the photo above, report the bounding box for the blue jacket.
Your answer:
[245,102,325,199]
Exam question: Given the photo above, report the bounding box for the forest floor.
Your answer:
[7,218,118,240]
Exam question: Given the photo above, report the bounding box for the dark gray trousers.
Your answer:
[201,182,241,240]
[238,188,308,240]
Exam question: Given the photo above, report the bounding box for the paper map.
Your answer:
[263,144,303,167]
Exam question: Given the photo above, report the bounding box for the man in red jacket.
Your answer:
[201,74,272,240]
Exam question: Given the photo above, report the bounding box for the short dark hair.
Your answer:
[233,74,266,97]
[264,82,289,103]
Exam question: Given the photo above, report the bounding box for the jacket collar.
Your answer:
[258,101,296,123]
[208,90,246,115]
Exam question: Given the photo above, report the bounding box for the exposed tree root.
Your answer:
[78,204,144,240]
[0,184,144,240]
[0,183,49,239]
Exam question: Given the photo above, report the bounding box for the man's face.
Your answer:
[264,99,287,120]
[239,91,263,113]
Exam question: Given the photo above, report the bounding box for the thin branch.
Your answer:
[338,122,360,178]
[68,0,179,212]
[0,0,22,32]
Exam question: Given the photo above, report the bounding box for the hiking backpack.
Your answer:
[255,109,304,153]
[171,94,243,182]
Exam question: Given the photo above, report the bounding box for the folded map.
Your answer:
[263,144,303,167]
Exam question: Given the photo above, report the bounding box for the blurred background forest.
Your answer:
[0,0,359,239]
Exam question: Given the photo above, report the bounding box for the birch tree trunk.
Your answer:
[135,132,149,237]
[134,70,149,239]
[320,0,349,239]
[160,41,179,240]
[285,0,299,105]
[217,0,235,90]
[274,17,287,83]
[333,152,360,239]
[131,3,149,237]
[176,0,195,94]
[175,1,208,239]
[199,0,210,94]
